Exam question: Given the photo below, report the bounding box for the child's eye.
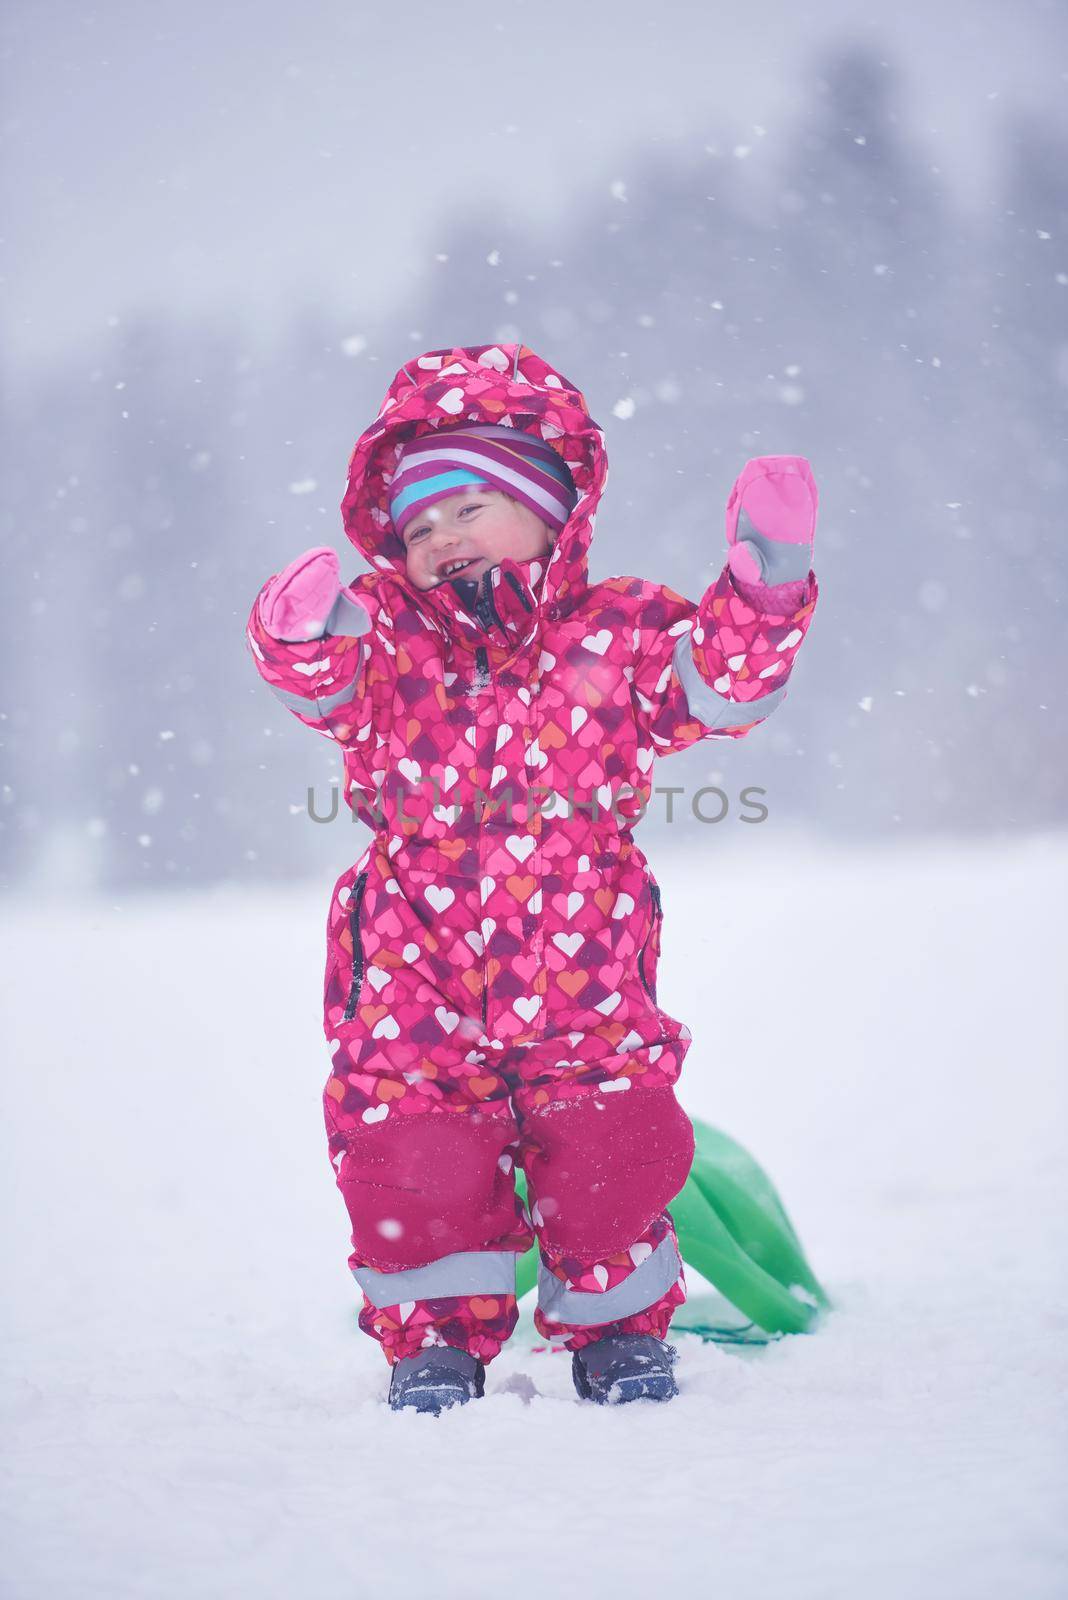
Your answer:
[407,504,482,545]
[406,503,482,547]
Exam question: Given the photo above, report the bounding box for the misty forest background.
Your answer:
[2,41,1065,894]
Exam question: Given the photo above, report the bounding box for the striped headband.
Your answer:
[389,422,577,540]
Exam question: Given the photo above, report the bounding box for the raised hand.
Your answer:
[725,455,818,592]
[259,547,342,642]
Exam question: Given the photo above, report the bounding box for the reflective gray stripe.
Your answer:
[326,591,373,638]
[268,682,322,716]
[734,505,812,583]
[267,671,364,720]
[672,632,788,729]
[352,1249,519,1308]
[316,676,366,715]
[536,1234,683,1327]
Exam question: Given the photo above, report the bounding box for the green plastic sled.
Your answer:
[514,1115,830,1346]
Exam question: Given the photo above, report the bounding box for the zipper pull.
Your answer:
[474,570,494,632]
[474,568,507,640]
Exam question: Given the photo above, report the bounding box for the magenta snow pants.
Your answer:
[323,838,695,1368]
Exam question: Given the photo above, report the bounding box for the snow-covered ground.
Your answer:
[3,831,1066,1599]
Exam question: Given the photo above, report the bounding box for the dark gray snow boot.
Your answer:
[388,1347,486,1415]
[571,1333,680,1405]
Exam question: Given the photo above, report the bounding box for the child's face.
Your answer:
[400,488,556,591]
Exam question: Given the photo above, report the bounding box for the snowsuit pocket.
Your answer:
[342,868,370,1022]
[637,876,663,1003]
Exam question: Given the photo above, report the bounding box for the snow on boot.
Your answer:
[387,1347,486,1415]
[571,1333,680,1405]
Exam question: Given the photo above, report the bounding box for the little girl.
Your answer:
[246,342,819,1413]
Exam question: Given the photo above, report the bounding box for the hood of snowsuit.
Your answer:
[340,342,607,659]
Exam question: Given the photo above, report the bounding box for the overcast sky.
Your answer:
[3,0,1066,371]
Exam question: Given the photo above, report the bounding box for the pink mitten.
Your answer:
[725,455,818,611]
[260,547,341,642]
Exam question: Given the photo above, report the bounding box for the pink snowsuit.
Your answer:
[246,342,820,1365]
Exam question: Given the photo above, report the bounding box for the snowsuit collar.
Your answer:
[340,343,607,659]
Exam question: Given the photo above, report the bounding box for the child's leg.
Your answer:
[534,1212,688,1351]
[322,852,538,1368]
[515,1077,694,1350]
[326,1091,535,1367]
[355,1272,522,1369]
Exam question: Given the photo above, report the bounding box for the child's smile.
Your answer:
[402,488,555,591]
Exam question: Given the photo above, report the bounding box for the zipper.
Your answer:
[637,881,662,1001]
[475,590,495,1023]
[474,568,507,640]
[503,569,534,612]
[471,567,508,1026]
[342,869,369,1021]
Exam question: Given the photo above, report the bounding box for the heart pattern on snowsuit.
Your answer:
[247,342,819,1365]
